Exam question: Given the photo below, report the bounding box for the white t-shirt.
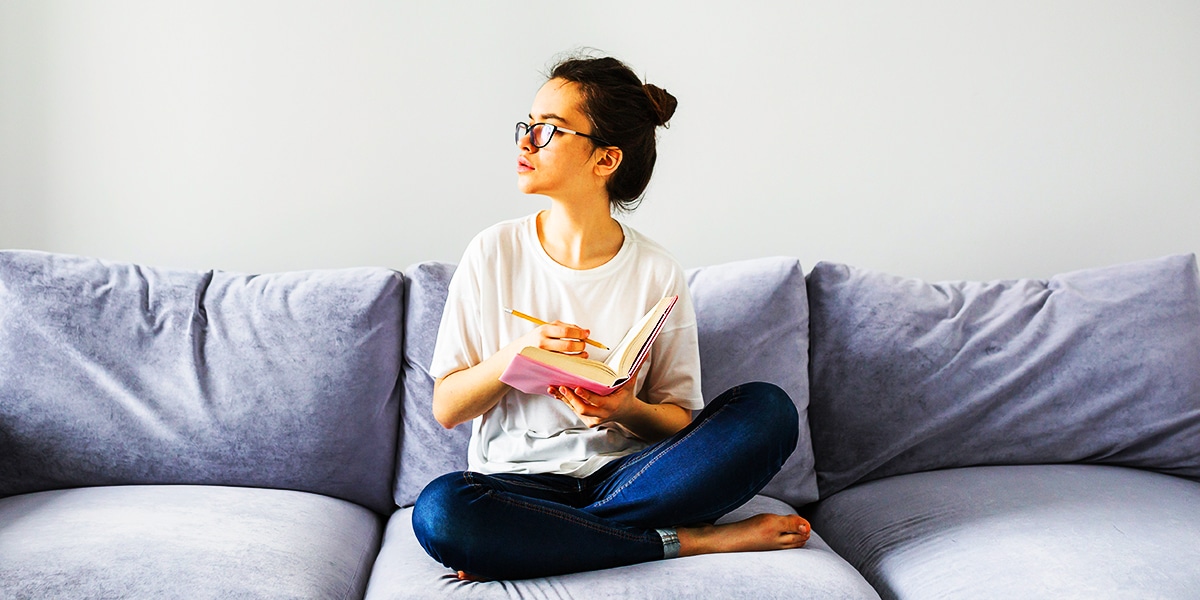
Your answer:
[430,212,704,477]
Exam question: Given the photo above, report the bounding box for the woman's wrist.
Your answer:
[612,399,690,442]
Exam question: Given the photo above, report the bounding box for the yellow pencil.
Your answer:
[504,308,609,350]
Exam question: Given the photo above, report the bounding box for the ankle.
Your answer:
[674,524,718,557]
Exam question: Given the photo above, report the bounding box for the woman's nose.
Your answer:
[518,130,536,152]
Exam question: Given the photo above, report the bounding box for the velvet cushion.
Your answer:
[807,254,1200,497]
[686,257,818,507]
[394,261,472,507]
[0,485,382,599]
[806,465,1200,599]
[365,494,879,599]
[0,250,404,514]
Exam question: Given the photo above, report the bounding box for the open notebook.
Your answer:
[499,295,679,396]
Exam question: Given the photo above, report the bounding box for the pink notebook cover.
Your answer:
[500,354,626,396]
[499,296,678,397]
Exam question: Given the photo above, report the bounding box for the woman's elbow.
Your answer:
[432,406,464,430]
[430,391,461,429]
[431,376,468,429]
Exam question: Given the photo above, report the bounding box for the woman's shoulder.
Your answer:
[470,213,535,245]
[459,213,538,261]
[621,222,685,274]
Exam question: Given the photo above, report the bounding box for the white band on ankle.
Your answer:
[656,528,681,559]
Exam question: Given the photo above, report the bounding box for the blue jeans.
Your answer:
[411,381,799,580]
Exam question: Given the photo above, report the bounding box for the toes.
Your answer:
[784,514,811,534]
[785,515,811,547]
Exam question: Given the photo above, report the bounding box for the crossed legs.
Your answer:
[412,382,810,580]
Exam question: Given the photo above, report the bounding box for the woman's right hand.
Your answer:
[432,320,593,429]
[515,321,591,359]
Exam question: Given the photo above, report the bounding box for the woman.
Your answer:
[412,54,810,581]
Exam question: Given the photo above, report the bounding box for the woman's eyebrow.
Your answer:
[530,113,568,124]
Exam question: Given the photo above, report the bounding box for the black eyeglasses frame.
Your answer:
[515,122,614,149]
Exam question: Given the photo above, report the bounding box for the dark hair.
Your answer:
[548,55,677,212]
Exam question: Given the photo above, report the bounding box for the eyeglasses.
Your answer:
[515,122,613,149]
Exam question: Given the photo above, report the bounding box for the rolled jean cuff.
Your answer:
[656,528,681,559]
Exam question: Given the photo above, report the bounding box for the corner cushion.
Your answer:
[806,254,1200,497]
[0,250,404,513]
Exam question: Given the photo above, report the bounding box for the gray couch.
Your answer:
[2,249,1197,599]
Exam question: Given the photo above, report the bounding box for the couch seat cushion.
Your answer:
[0,485,382,599]
[806,465,1200,599]
[364,494,879,599]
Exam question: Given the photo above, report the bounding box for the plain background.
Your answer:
[2,1,1197,281]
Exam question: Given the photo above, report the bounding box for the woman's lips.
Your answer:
[517,157,534,173]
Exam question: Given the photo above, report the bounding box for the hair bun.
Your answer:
[643,83,678,126]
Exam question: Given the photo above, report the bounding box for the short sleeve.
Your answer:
[429,237,486,380]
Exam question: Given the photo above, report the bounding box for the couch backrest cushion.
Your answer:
[394,261,471,507]
[807,254,1200,498]
[686,257,818,507]
[0,251,403,514]
[394,257,818,508]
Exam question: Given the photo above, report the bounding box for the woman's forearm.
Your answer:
[434,321,594,429]
[616,399,692,443]
[432,349,518,429]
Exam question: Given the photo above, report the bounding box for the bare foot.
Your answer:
[456,570,491,582]
[676,513,810,557]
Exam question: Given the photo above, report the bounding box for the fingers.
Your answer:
[544,322,588,341]
[549,386,598,409]
[548,386,610,429]
[575,387,602,408]
[537,322,590,356]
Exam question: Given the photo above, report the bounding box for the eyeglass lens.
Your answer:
[516,122,555,148]
[533,124,554,147]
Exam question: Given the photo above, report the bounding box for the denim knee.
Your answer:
[411,472,473,568]
[730,381,800,456]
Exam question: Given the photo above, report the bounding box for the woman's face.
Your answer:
[517,78,606,200]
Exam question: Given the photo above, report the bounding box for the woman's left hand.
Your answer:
[548,367,692,441]
[548,373,640,429]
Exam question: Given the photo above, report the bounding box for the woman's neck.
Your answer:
[536,200,625,270]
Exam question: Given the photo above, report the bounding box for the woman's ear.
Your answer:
[592,147,623,179]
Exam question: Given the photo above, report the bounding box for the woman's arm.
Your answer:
[432,321,594,429]
[550,381,693,442]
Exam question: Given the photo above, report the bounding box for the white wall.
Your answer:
[2,1,1197,281]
